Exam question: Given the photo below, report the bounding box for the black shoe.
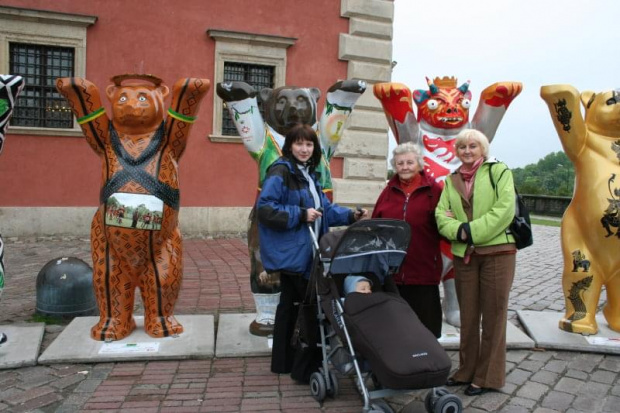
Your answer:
[446,378,468,386]
[464,384,487,396]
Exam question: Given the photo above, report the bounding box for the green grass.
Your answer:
[531,218,561,227]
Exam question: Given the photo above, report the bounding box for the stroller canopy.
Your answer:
[320,219,411,282]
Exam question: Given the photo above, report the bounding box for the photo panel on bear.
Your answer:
[105,192,164,231]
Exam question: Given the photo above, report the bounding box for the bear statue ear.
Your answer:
[158,84,170,100]
[309,87,321,102]
[105,84,117,101]
[580,91,595,110]
[412,89,430,105]
[259,88,273,103]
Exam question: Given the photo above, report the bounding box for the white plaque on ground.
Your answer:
[99,342,160,354]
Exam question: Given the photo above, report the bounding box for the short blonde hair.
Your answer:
[390,142,424,169]
[454,129,490,158]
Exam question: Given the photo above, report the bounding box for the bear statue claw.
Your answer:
[216,81,257,102]
[328,79,367,94]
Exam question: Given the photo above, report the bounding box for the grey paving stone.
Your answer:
[74,379,102,393]
[516,382,549,401]
[591,370,618,384]
[528,351,555,363]
[499,405,530,413]
[602,395,620,412]
[565,369,589,380]
[500,382,518,395]
[554,377,586,394]
[571,394,606,412]
[531,370,559,385]
[544,360,568,374]
[577,381,610,397]
[541,390,574,411]
[470,392,510,412]
[518,359,545,372]
[506,368,533,386]
[505,396,536,409]
[506,351,529,364]
[600,358,620,372]
[568,355,601,373]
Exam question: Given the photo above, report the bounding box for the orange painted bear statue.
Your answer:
[57,74,210,341]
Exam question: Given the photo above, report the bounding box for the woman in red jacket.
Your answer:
[372,142,443,337]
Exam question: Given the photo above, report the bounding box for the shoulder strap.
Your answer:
[489,162,510,198]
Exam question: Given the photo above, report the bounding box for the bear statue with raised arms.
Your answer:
[217,79,366,335]
[57,74,210,341]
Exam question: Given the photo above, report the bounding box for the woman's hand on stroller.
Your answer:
[354,206,369,221]
[305,208,323,222]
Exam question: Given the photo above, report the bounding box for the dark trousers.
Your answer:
[271,273,321,382]
[397,284,442,338]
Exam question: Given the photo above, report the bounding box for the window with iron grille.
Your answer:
[9,43,75,128]
[222,62,274,136]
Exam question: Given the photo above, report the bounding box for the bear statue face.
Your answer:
[106,82,169,133]
[582,90,620,136]
[260,86,321,136]
[413,77,472,130]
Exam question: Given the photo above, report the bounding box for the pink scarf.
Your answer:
[459,157,484,200]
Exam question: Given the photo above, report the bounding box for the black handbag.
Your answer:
[290,254,321,349]
[489,163,533,250]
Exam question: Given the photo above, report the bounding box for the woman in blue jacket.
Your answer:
[257,123,367,382]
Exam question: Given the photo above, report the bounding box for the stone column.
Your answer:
[336,0,395,207]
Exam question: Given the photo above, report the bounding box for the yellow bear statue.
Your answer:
[541,84,620,335]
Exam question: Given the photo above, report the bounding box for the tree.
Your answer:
[512,151,574,196]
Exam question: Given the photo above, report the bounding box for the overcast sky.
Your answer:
[390,0,620,168]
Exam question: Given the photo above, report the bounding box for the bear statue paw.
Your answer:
[558,317,598,335]
[145,315,184,338]
[603,306,620,332]
[91,317,137,342]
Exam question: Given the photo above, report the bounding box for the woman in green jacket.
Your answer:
[435,129,516,396]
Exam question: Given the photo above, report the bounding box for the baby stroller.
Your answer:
[303,219,463,413]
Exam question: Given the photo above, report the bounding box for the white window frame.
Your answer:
[207,29,296,143]
[0,6,96,137]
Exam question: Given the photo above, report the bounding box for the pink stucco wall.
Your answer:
[0,0,348,207]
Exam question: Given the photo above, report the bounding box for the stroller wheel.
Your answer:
[433,393,463,413]
[327,369,339,397]
[425,387,450,413]
[369,399,394,413]
[310,371,327,402]
[424,390,436,413]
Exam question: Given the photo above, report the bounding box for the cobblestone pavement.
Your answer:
[0,226,619,412]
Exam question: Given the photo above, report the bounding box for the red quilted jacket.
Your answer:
[372,173,443,285]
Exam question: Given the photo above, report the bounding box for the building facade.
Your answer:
[0,0,394,236]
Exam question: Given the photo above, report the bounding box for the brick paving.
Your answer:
[0,225,619,412]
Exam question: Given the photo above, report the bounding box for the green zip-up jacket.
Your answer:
[435,158,516,258]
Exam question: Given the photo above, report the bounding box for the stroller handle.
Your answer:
[307,207,323,257]
[307,224,320,253]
